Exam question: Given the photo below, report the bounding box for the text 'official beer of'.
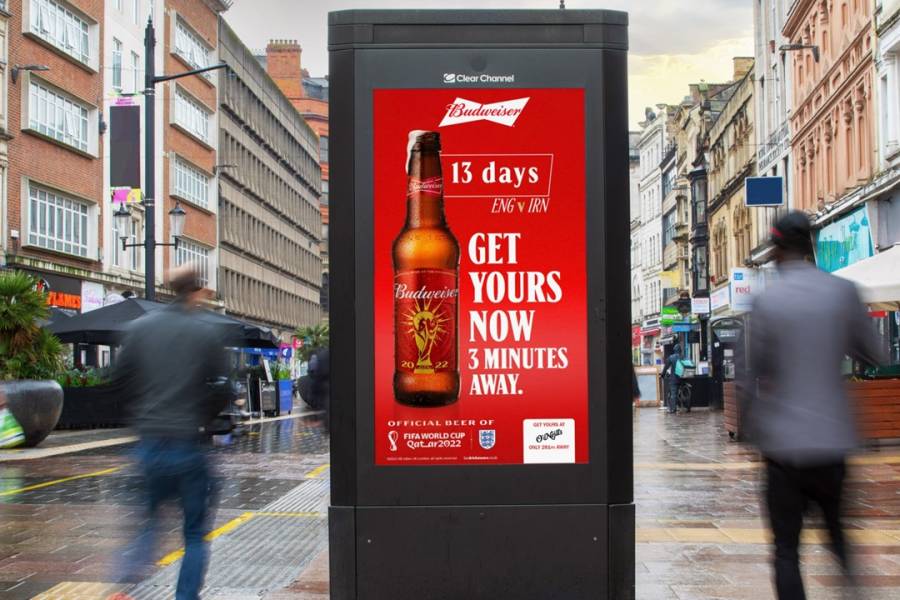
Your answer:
[392,131,460,406]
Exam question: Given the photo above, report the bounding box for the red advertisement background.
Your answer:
[374,88,587,465]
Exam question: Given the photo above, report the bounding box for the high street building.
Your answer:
[161,0,229,294]
[875,0,900,248]
[668,72,743,362]
[628,130,641,363]
[0,3,8,264]
[5,0,106,313]
[635,107,666,365]
[785,0,876,214]
[660,118,691,316]
[101,0,165,299]
[260,39,329,319]
[217,21,322,336]
[752,0,794,266]
[707,65,757,320]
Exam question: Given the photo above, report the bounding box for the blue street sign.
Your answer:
[745,176,784,207]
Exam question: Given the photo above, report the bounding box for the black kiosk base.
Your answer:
[328,10,634,599]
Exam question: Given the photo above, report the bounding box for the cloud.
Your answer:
[225,0,755,126]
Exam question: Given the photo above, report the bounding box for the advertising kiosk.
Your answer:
[328,10,633,599]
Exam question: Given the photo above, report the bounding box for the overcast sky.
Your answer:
[225,0,753,128]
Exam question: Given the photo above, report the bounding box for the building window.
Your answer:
[175,239,211,287]
[174,19,210,76]
[114,0,122,11]
[173,157,210,209]
[28,183,91,258]
[131,51,140,93]
[112,38,123,91]
[30,0,91,65]
[28,79,90,152]
[132,0,139,25]
[174,88,210,143]
[319,135,329,163]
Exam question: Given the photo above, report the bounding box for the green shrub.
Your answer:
[0,271,65,381]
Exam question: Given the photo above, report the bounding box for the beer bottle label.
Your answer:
[407,176,443,197]
[394,269,458,375]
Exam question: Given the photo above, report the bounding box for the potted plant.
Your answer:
[273,362,294,415]
[0,271,65,446]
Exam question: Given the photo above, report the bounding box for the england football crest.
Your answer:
[479,429,496,450]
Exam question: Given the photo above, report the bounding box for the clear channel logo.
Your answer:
[442,73,516,84]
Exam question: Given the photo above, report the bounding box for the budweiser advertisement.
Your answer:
[374,88,587,466]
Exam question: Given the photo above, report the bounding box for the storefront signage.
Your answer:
[373,88,587,466]
[631,325,641,347]
[710,286,730,312]
[81,282,105,313]
[744,176,784,207]
[730,268,757,313]
[660,305,679,326]
[815,205,874,273]
[691,297,710,315]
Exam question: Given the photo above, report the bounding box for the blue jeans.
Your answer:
[118,437,214,600]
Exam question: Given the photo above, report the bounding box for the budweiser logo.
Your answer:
[407,177,443,196]
[439,97,529,128]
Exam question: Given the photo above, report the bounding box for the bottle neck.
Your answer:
[406,151,445,228]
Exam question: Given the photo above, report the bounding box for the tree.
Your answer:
[295,323,329,363]
[0,272,64,380]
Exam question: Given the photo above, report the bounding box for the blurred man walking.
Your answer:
[111,266,230,600]
[742,211,882,600]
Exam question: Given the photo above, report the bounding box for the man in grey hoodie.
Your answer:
[742,211,882,599]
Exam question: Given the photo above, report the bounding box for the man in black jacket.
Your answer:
[112,266,229,600]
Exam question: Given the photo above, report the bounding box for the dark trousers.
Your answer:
[118,437,215,600]
[665,378,679,412]
[765,458,850,600]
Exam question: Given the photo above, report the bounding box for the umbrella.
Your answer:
[45,298,279,348]
[833,244,900,310]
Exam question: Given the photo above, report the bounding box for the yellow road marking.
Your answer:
[0,466,121,497]
[305,463,329,479]
[156,510,325,566]
[638,526,900,545]
[157,512,257,566]
[636,453,900,471]
[254,511,326,518]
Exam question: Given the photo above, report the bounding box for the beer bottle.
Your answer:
[392,130,460,406]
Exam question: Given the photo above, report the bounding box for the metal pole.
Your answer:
[143,19,156,301]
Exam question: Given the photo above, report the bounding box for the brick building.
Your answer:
[161,0,229,293]
[785,0,876,212]
[217,20,321,336]
[5,0,106,312]
[260,40,329,318]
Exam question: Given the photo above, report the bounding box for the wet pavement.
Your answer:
[2,407,900,598]
[0,414,330,599]
[635,407,900,599]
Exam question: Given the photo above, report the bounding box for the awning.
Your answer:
[833,244,900,310]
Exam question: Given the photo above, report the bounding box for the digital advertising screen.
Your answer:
[373,88,588,466]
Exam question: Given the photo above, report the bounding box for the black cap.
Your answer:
[771,210,812,253]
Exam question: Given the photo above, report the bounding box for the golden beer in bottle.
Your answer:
[392,131,460,406]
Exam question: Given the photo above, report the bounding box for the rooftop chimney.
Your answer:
[265,39,303,100]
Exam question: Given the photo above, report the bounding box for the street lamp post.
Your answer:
[135,18,228,301]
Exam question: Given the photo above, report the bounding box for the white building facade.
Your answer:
[629,131,642,362]
[636,109,666,365]
[101,0,165,296]
[752,0,794,262]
